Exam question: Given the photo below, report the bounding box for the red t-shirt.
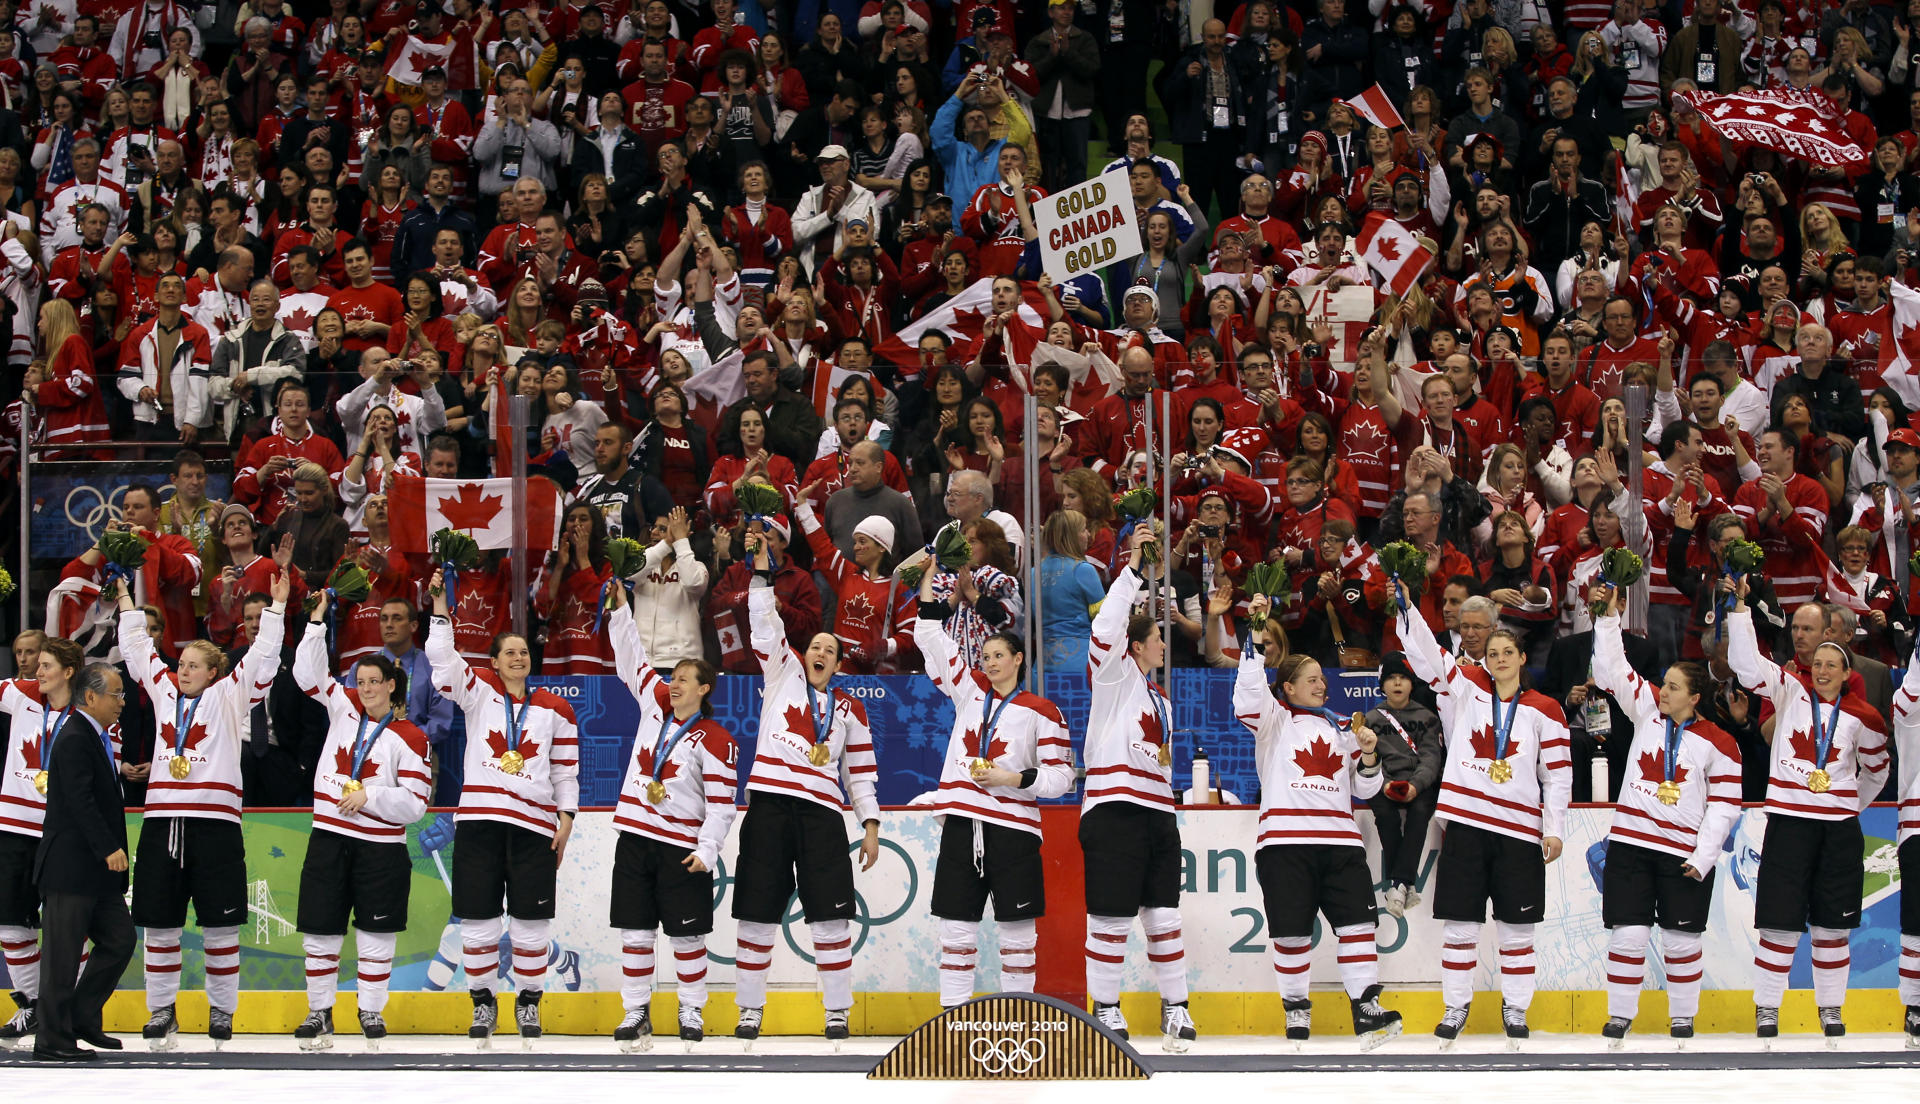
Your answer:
[328,281,407,352]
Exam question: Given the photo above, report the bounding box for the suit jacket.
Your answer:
[1543,625,1662,741]
[1850,651,1894,732]
[34,712,127,898]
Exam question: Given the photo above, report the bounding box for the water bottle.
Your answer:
[1190,746,1213,805]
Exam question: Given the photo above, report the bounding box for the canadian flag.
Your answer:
[1353,212,1432,298]
[1820,550,1872,614]
[386,35,456,87]
[1338,84,1405,132]
[387,473,562,553]
[871,276,1050,374]
[1879,278,1920,410]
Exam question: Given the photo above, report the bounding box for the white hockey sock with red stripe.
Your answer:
[1270,937,1312,1001]
[202,926,240,1012]
[1902,934,1920,1006]
[733,921,775,1010]
[460,915,505,995]
[811,920,853,1011]
[144,926,184,1010]
[938,919,979,1007]
[1660,929,1704,1019]
[1752,927,1800,1007]
[1495,922,1535,1010]
[1332,923,1378,999]
[355,929,397,1013]
[1809,925,1850,1007]
[302,933,344,1011]
[1085,914,1130,1005]
[1440,921,1479,1009]
[670,935,708,1011]
[1140,907,1188,1003]
[0,925,39,1000]
[617,929,656,1010]
[1605,924,1651,1020]
[999,919,1037,994]
[509,919,551,992]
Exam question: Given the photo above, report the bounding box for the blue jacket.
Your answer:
[931,93,1005,208]
[391,199,478,288]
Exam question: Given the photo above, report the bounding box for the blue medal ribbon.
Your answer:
[652,712,699,782]
[805,681,833,755]
[350,709,395,782]
[1147,677,1170,757]
[173,692,203,760]
[1491,691,1516,762]
[1663,716,1687,782]
[976,689,1015,762]
[503,694,531,757]
[1814,696,1841,773]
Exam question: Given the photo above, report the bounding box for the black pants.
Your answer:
[1181,134,1243,225]
[36,891,135,1049]
[1367,787,1439,888]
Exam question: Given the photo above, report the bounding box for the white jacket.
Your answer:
[790,179,878,274]
[628,537,709,668]
[115,314,213,427]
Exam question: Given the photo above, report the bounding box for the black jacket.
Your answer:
[569,127,650,206]
[1163,49,1247,146]
[1666,522,1788,659]
[34,712,127,898]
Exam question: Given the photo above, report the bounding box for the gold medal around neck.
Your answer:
[807,743,832,767]
[169,755,191,780]
[340,779,364,796]
[499,750,525,775]
[646,780,667,803]
[32,770,48,796]
[970,757,992,774]
[1656,779,1681,805]
[1157,743,1173,768]
[1807,768,1832,793]
[1488,758,1513,784]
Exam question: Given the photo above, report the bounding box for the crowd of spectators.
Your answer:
[9,0,1920,805]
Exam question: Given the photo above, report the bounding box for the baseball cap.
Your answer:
[818,144,849,161]
[218,502,257,530]
[845,216,870,229]
[1888,428,1920,450]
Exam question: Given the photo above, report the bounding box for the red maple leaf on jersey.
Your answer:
[1787,729,1821,766]
[635,745,682,783]
[159,720,213,753]
[784,703,823,744]
[1343,417,1394,465]
[484,729,540,765]
[333,744,380,781]
[1637,749,1688,786]
[1293,735,1344,779]
[1467,725,1520,762]
[1138,707,1164,747]
[961,726,1009,763]
[1374,236,1402,263]
[282,306,316,331]
[19,738,40,772]
[439,483,504,530]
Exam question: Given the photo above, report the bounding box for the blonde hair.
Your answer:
[1482,27,1516,66]
[1042,508,1089,561]
[1571,31,1611,78]
[1799,203,1851,255]
[38,298,80,356]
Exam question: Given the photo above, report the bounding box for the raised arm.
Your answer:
[1590,607,1661,727]
[606,589,667,714]
[423,568,482,709]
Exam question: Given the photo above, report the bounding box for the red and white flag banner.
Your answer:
[1673,88,1867,168]
[388,473,562,553]
[386,35,456,87]
[1339,84,1406,132]
[1353,212,1433,299]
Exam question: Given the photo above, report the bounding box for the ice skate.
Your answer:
[516,990,543,1050]
[1755,1005,1778,1043]
[679,1004,704,1048]
[358,1009,386,1052]
[615,1006,652,1053]
[1350,985,1401,1051]
[469,989,497,1049]
[1434,1004,1469,1048]
[142,1004,179,1052]
[1160,999,1195,1053]
[1093,1002,1128,1040]
[1283,998,1311,1044]
[293,1008,333,1051]
[824,1007,850,1051]
[208,1007,232,1050]
[733,1005,762,1048]
[1905,1005,1920,1050]
[1602,1016,1631,1050]
[1501,1002,1529,1048]
[0,994,36,1049]
[1819,1005,1844,1049]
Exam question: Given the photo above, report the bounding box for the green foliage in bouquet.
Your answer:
[1725,539,1765,576]
[606,537,648,579]
[1243,561,1292,631]
[428,528,482,596]
[305,561,371,612]
[1377,541,1427,605]
[898,523,973,590]
[1114,487,1161,564]
[96,528,150,600]
[1588,546,1646,618]
[735,481,785,520]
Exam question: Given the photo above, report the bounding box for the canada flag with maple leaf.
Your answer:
[386,35,456,87]
[1292,734,1345,780]
[1637,749,1688,787]
[387,472,562,552]
[1354,211,1433,299]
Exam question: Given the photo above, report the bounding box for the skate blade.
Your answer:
[521,1035,537,1052]
[1160,1034,1192,1054]
[0,1037,18,1051]
[1826,1036,1841,1052]
[147,1036,178,1053]
[1673,1038,1687,1052]
[1436,1036,1457,1051]
[1906,1035,1920,1051]
[1506,1036,1526,1052]
[619,1036,654,1054]
[683,1039,699,1053]
[473,1035,491,1051]
[1358,1021,1402,1052]
[364,1039,380,1053]
[297,1037,333,1052]
[1607,1037,1627,1052]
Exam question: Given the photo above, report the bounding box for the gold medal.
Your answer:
[1157,743,1172,768]
[970,757,992,774]
[1807,767,1831,793]
[32,770,48,796]
[1488,758,1513,784]
[169,754,191,780]
[499,749,525,775]
[1656,779,1681,805]
[646,780,667,803]
[807,742,832,767]
[340,779,364,795]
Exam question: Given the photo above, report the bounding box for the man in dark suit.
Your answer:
[1544,609,1664,803]
[33,663,134,1062]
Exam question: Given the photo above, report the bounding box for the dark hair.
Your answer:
[673,658,719,718]
[1126,613,1159,652]
[340,236,372,261]
[981,630,1027,684]
[1273,653,1321,702]
[952,395,1005,452]
[552,501,609,571]
[404,273,444,318]
[1033,361,1069,391]
[1657,418,1701,460]
[352,653,410,715]
[489,631,530,658]
[1184,397,1227,451]
[171,449,207,475]
[40,637,83,681]
[122,483,159,512]
[1667,660,1712,699]
[833,396,871,422]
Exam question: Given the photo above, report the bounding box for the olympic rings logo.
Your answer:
[702,837,918,966]
[64,482,128,541]
[969,1035,1046,1075]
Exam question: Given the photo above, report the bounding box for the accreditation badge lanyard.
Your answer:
[652,713,699,785]
[349,710,395,782]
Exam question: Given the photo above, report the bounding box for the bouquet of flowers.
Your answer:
[1725,539,1765,577]
[735,481,785,521]
[1242,561,1292,631]
[1588,546,1645,618]
[306,560,371,613]
[898,522,972,590]
[1377,541,1427,609]
[1115,487,1161,564]
[606,536,648,579]
[428,528,482,601]
[96,528,150,601]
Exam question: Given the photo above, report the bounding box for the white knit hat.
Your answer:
[853,515,897,552]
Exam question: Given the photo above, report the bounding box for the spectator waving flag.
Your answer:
[1353,212,1432,298]
[1671,87,1868,168]
[1338,84,1405,132]
[1879,278,1920,410]
[387,472,562,552]
[387,35,456,86]
[871,276,1051,376]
